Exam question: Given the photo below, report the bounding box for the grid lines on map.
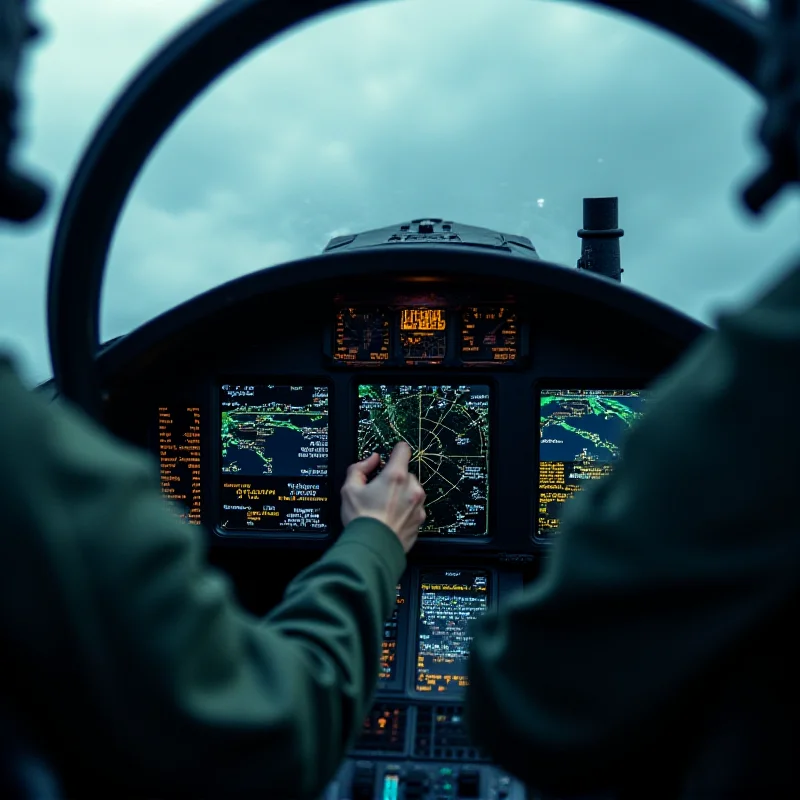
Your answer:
[357,384,490,536]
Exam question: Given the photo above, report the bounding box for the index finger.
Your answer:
[383,441,411,473]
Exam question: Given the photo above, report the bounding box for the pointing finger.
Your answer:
[383,441,411,473]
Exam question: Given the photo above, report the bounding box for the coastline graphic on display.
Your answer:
[220,383,329,532]
[538,388,647,540]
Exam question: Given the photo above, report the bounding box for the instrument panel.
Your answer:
[320,566,525,799]
[154,349,647,547]
[119,268,699,800]
[361,568,505,701]
[332,304,522,368]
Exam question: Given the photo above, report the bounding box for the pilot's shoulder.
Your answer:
[0,352,157,481]
[0,353,49,441]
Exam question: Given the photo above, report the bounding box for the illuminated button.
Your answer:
[439,767,452,776]
[382,773,399,800]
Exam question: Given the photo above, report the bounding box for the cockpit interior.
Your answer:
[22,0,792,798]
[86,213,704,800]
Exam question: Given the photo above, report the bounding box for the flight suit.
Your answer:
[0,354,405,799]
[466,260,800,797]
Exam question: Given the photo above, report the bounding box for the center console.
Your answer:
[321,568,527,800]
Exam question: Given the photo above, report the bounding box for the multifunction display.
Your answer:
[331,305,518,367]
[537,388,648,541]
[156,405,202,525]
[357,384,491,536]
[416,570,490,694]
[460,306,518,364]
[334,307,390,364]
[400,308,447,364]
[220,383,329,533]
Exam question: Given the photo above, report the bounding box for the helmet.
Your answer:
[0,0,47,223]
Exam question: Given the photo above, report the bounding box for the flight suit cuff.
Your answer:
[336,517,407,581]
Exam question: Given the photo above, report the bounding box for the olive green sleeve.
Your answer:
[0,358,405,799]
[465,264,800,795]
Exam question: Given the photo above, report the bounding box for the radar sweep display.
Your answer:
[538,388,647,540]
[357,384,490,536]
[220,383,329,533]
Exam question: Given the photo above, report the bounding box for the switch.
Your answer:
[351,761,375,800]
[457,767,480,798]
[497,775,511,799]
[404,768,430,799]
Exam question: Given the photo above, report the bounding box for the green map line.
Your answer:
[540,419,622,458]
[357,386,489,523]
[363,390,480,501]
[540,396,645,460]
[221,409,327,471]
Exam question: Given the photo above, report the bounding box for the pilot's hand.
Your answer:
[341,442,426,554]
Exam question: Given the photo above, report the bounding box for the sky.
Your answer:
[0,0,796,386]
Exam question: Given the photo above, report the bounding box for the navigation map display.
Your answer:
[220,383,329,533]
[537,388,648,541]
[416,570,490,694]
[357,384,490,536]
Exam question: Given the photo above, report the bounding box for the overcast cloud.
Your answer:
[0,0,796,386]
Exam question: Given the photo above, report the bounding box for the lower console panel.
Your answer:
[320,700,527,799]
[322,759,526,800]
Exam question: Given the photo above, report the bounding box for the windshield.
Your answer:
[724,0,768,15]
[1,0,796,386]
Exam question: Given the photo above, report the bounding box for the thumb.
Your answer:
[345,452,381,486]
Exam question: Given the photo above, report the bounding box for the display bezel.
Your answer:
[353,377,497,542]
[411,567,493,697]
[214,376,334,539]
[532,378,652,545]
